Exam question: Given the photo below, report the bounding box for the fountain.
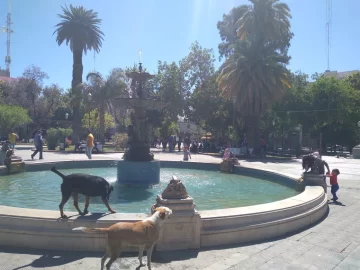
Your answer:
[116,58,167,185]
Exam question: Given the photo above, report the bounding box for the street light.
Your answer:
[63,113,69,151]
[88,93,92,129]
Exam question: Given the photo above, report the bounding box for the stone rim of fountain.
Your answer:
[0,160,328,252]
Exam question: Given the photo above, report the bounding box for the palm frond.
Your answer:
[54,4,104,54]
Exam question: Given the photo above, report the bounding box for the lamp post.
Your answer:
[232,96,237,146]
[88,93,92,129]
[63,113,69,151]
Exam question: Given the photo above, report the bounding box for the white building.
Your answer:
[323,70,359,79]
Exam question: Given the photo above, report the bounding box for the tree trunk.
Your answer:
[99,99,105,144]
[71,49,83,147]
[245,115,261,151]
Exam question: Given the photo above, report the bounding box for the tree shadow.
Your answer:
[1,248,101,269]
[152,249,199,263]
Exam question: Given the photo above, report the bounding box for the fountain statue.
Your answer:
[0,142,25,173]
[116,58,167,185]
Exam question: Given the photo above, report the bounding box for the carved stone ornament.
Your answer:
[161,176,189,199]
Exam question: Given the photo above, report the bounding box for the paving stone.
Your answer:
[1,154,360,269]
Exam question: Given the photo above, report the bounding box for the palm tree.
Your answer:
[236,0,292,52]
[54,5,104,145]
[217,41,291,148]
[86,69,128,144]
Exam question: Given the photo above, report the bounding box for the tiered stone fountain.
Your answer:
[116,61,167,185]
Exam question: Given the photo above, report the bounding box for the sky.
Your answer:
[0,0,359,89]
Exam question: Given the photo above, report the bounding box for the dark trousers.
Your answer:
[32,145,43,159]
[178,142,181,151]
[331,184,339,200]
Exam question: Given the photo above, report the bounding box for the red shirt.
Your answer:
[329,174,338,185]
[261,139,266,146]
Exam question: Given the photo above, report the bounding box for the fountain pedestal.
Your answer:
[152,177,201,251]
[154,195,201,251]
[303,173,327,193]
[117,160,160,185]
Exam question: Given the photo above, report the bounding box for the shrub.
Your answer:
[45,128,73,150]
[112,133,128,150]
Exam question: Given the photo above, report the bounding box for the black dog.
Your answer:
[51,166,116,218]
[302,154,315,171]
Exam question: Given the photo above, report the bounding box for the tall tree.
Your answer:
[180,41,215,91]
[86,68,128,143]
[236,0,293,52]
[217,6,248,60]
[217,0,293,149]
[54,5,104,145]
[217,41,291,148]
[189,73,233,137]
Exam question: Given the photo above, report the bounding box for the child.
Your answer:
[183,146,191,161]
[326,169,340,201]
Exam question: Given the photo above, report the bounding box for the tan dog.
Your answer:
[72,206,172,270]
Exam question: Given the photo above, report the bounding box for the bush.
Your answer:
[45,128,73,150]
[112,133,128,150]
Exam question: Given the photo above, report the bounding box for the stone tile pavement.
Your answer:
[1,149,360,269]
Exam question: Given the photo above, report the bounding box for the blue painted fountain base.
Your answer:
[117,160,160,185]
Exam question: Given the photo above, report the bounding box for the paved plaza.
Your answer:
[1,147,360,269]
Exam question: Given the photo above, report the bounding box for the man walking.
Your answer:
[86,129,94,159]
[31,130,44,160]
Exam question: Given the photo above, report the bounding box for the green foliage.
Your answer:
[161,120,179,138]
[346,72,360,91]
[236,0,293,52]
[188,73,233,135]
[45,128,72,150]
[86,68,128,143]
[112,133,128,150]
[0,104,31,134]
[216,0,293,148]
[81,109,115,133]
[269,73,360,150]
[54,5,104,54]
[217,6,248,59]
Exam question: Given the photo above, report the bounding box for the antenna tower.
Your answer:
[2,0,13,73]
[325,0,332,71]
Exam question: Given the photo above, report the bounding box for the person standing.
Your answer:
[178,136,182,152]
[260,136,266,157]
[31,130,44,160]
[326,169,340,201]
[86,129,94,159]
[183,146,191,161]
[8,129,19,150]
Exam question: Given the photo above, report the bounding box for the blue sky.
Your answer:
[0,0,359,89]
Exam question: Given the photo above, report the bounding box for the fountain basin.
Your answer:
[0,160,328,252]
[117,160,160,185]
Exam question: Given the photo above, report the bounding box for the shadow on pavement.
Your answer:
[152,249,199,263]
[328,201,346,206]
[0,247,100,269]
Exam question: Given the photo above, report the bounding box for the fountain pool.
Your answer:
[0,167,298,213]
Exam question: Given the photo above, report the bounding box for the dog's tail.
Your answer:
[72,227,109,234]
[50,166,66,179]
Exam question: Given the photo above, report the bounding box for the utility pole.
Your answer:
[325,0,332,71]
[1,0,14,74]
